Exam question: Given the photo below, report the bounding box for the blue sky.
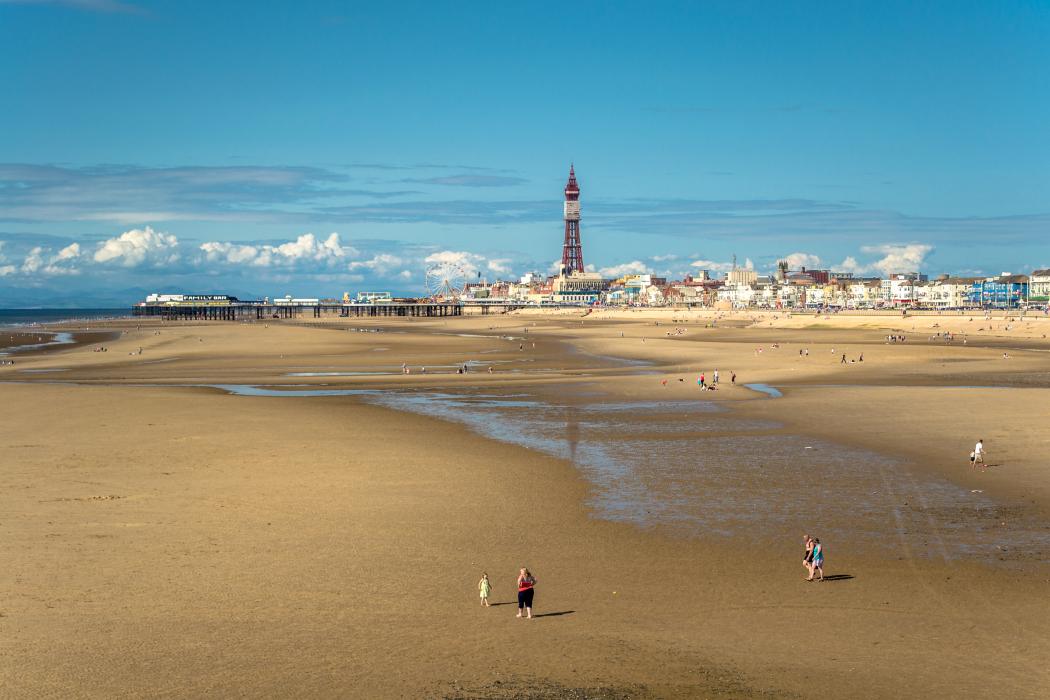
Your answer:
[1,0,1048,304]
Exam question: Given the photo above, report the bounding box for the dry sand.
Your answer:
[1,311,1048,698]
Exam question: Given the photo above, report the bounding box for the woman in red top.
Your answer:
[516,568,536,619]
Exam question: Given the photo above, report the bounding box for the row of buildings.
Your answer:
[454,267,1050,310]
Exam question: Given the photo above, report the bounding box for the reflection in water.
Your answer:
[744,383,783,398]
[565,406,579,464]
[0,331,75,355]
[371,389,1050,565]
[114,381,1050,566]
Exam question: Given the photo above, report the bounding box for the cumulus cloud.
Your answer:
[94,226,179,267]
[600,260,650,278]
[780,252,822,269]
[860,243,934,276]
[274,232,349,262]
[199,232,357,268]
[836,256,865,274]
[199,241,262,265]
[20,243,81,276]
[348,253,406,275]
[20,247,44,274]
[425,250,484,274]
[0,264,15,276]
[486,258,513,275]
[690,259,736,273]
[54,242,81,261]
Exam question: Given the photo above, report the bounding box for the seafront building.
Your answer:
[1025,269,1049,304]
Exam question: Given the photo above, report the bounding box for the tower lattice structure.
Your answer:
[561,164,584,275]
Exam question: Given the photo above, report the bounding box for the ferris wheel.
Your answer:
[424,261,469,301]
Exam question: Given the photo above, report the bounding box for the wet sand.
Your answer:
[1,312,1048,698]
[0,329,119,355]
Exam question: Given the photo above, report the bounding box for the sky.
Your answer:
[0,0,1048,305]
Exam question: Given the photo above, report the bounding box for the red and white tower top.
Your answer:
[561,164,584,275]
[565,164,580,200]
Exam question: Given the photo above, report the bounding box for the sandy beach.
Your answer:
[1,310,1049,698]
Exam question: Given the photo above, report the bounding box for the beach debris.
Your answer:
[970,489,983,493]
[804,446,814,450]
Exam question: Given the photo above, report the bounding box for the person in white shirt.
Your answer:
[970,439,985,469]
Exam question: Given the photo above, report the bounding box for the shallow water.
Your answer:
[286,371,392,377]
[744,383,783,398]
[0,331,75,355]
[208,384,379,398]
[369,389,1050,565]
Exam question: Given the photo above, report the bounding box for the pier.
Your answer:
[131,301,536,321]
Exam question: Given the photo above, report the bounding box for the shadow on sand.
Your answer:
[818,574,854,582]
[489,601,517,607]
[532,610,576,618]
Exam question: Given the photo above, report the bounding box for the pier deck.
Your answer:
[132,302,533,320]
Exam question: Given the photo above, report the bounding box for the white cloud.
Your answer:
[0,264,15,277]
[54,242,80,261]
[836,256,864,274]
[21,247,44,274]
[743,257,754,270]
[600,260,650,278]
[199,232,357,268]
[652,253,679,262]
[690,259,736,273]
[348,253,405,275]
[94,226,179,267]
[424,250,484,275]
[274,232,350,262]
[199,241,262,265]
[860,243,933,276]
[19,243,82,276]
[486,258,513,275]
[780,252,822,270]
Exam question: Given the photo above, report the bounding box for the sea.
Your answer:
[0,308,132,327]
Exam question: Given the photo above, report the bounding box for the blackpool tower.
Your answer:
[560,164,584,275]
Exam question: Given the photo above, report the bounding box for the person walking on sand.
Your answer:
[713,369,719,385]
[699,372,706,389]
[516,568,536,619]
[802,535,814,576]
[971,439,985,470]
[478,573,492,607]
[731,371,736,384]
[841,354,847,364]
[807,538,825,581]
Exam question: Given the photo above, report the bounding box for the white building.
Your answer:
[1030,269,1050,303]
[725,268,758,286]
[924,278,976,308]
